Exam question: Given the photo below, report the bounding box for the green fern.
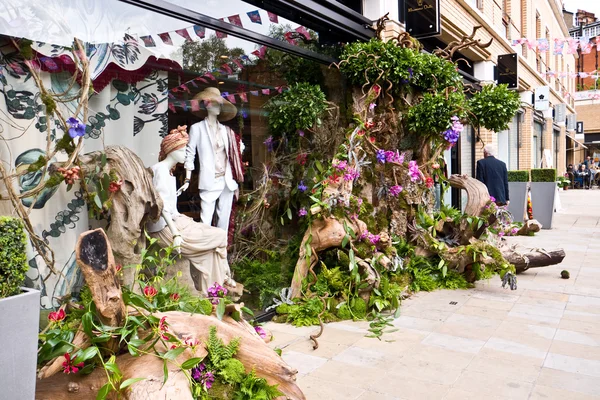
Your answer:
[206,326,241,369]
[233,369,283,400]
[219,358,246,385]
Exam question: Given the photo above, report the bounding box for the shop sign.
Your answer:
[576,121,584,134]
[405,0,441,39]
[497,53,518,89]
[534,86,550,111]
[566,114,576,130]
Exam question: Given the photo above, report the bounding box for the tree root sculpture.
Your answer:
[36,229,304,400]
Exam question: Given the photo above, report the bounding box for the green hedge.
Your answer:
[530,168,556,182]
[0,216,28,298]
[507,170,529,182]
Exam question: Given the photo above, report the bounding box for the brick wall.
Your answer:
[519,107,533,170]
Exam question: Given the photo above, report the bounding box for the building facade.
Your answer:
[366,0,576,189]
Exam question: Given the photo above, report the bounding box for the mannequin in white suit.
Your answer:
[179,87,244,233]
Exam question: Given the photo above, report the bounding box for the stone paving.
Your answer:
[265,190,600,400]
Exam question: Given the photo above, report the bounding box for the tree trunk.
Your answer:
[448,174,490,217]
[501,247,566,273]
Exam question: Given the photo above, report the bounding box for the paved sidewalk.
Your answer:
[266,190,600,400]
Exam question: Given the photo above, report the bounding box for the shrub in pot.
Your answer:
[0,216,40,399]
[530,168,557,229]
[507,170,529,223]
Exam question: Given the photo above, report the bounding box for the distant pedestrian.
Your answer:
[476,144,509,206]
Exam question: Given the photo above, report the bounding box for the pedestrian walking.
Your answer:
[476,144,510,206]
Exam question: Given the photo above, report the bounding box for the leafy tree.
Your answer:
[181,35,245,73]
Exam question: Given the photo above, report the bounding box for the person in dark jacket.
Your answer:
[476,144,509,206]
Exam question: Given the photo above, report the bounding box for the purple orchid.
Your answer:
[207,283,228,304]
[263,136,274,152]
[376,149,386,164]
[297,181,307,192]
[389,185,403,196]
[298,207,307,217]
[67,117,86,139]
[408,160,421,182]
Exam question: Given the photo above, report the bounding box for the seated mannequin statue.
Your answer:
[146,125,236,294]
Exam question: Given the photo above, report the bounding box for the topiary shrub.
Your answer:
[468,84,521,132]
[507,170,529,182]
[0,216,28,298]
[531,168,556,182]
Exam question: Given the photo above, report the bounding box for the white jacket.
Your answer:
[184,120,238,192]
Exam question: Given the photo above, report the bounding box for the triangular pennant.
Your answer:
[277,86,284,93]
[216,19,228,38]
[295,26,311,41]
[158,32,173,45]
[168,92,175,99]
[233,58,243,69]
[536,38,549,53]
[284,32,296,45]
[190,99,200,111]
[176,28,193,43]
[205,72,216,81]
[181,84,191,93]
[239,92,248,102]
[140,35,156,47]
[553,38,565,55]
[262,88,270,95]
[168,103,176,113]
[193,25,206,38]
[267,11,278,23]
[251,46,266,59]
[247,10,262,24]
[227,14,243,27]
[190,80,198,88]
[250,90,259,96]
[221,63,233,74]
[227,94,236,103]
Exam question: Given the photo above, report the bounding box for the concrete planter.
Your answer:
[531,182,556,229]
[507,182,528,223]
[0,287,40,399]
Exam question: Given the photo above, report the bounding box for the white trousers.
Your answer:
[200,181,234,231]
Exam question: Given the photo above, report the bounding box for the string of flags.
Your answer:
[168,85,286,113]
[541,69,600,79]
[138,9,286,49]
[511,37,600,55]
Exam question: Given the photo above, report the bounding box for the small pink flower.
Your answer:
[108,179,123,193]
[159,316,169,340]
[425,177,434,188]
[48,308,66,323]
[298,207,308,217]
[62,352,84,374]
[389,185,403,197]
[143,286,157,299]
[498,231,505,237]
[254,326,267,339]
[170,293,180,301]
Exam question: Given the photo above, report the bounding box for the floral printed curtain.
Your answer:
[0,34,171,308]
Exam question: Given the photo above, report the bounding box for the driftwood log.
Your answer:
[36,229,304,400]
[504,248,566,273]
[78,146,163,285]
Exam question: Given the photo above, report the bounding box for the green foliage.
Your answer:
[0,217,28,298]
[233,369,283,400]
[206,326,241,369]
[55,132,75,154]
[369,276,402,312]
[531,168,556,182]
[468,84,521,132]
[219,359,246,385]
[351,297,367,319]
[338,39,462,92]
[265,83,327,138]
[406,91,466,137]
[181,34,245,73]
[366,312,399,340]
[507,170,529,182]
[27,155,48,173]
[277,297,323,327]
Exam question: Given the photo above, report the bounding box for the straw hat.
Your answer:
[191,87,237,121]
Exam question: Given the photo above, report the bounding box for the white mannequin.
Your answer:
[181,100,238,231]
[147,140,236,291]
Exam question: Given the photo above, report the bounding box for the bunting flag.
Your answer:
[158,32,173,45]
[169,85,284,112]
[580,37,593,54]
[250,90,259,96]
[216,19,228,38]
[193,25,206,39]
[262,88,270,95]
[554,38,565,55]
[537,38,549,53]
[227,94,236,103]
[140,35,156,47]
[176,28,193,43]
[239,92,248,103]
[252,46,267,59]
[295,26,311,41]
[220,63,233,75]
[227,14,243,27]
[284,32,296,45]
[567,38,579,54]
[267,11,279,23]
[190,99,200,111]
[512,36,600,55]
[205,72,216,81]
[247,10,262,24]
[232,58,243,69]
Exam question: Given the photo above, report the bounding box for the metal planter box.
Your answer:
[530,182,556,229]
[507,182,528,223]
[0,287,40,399]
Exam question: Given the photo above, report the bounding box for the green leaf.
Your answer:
[394,307,402,318]
[73,346,99,365]
[315,160,324,172]
[341,234,349,248]
[241,306,254,316]
[81,312,94,337]
[181,357,203,370]
[96,383,111,400]
[216,298,226,321]
[120,377,145,390]
[286,208,292,220]
[442,265,448,277]
[163,346,185,361]
[101,153,107,168]
[162,359,169,386]
[94,193,102,210]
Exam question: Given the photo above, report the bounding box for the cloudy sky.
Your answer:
[564,0,600,16]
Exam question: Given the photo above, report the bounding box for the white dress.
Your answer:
[147,163,231,294]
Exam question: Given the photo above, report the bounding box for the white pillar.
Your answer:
[362,0,399,22]
[473,61,495,83]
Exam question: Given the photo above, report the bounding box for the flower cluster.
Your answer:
[408,160,421,182]
[158,316,169,340]
[207,283,228,305]
[329,159,360,183]
[376,150,404,164]
[359,229,381,245]
[298,207,308,217]
[263,136,274,152]
[389,185,403,197]
[296,153,308,165]
[442,116,463,144]
[297,180,308,192]
[62,352,84,374]
[191,363,215,391]
[254,325,267,339]
[67,117,86,139]
[57,166,80,185]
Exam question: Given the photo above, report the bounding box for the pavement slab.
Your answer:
[264,190,600,399]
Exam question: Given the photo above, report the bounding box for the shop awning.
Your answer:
[566,132,588,149]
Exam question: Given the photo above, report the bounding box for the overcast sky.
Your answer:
[564,0,600,16]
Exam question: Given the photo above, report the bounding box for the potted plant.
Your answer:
[530,168,557,229]
[507,170,529,223]
[0,216,40,399]
[556,175,570,191]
